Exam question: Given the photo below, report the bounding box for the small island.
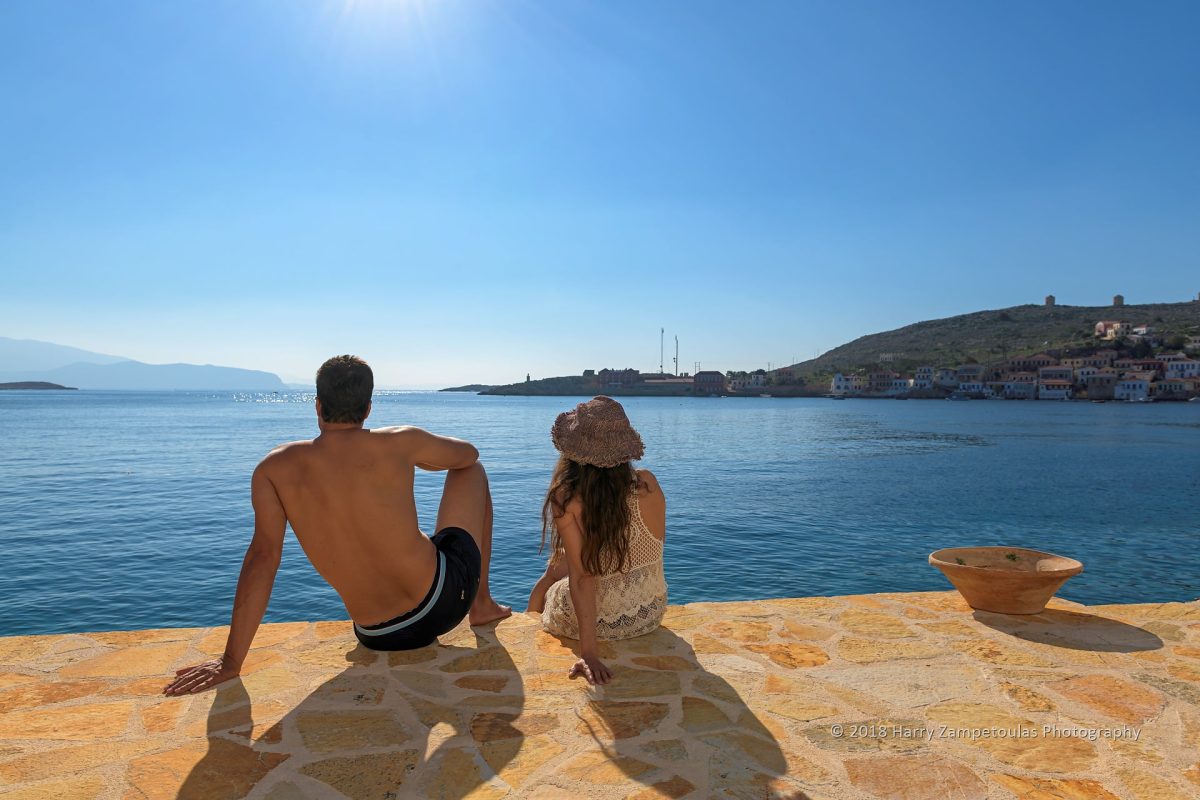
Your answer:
[438,384,496,393]
[0,382,77,390]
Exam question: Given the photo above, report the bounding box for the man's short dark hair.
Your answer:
[316,355,373,424]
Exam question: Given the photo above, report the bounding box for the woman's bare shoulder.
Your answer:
[635,468,662,495]
[555,497,584,528]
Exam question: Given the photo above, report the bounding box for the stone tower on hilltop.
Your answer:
[1113,294,1125,307]
[1044,295,1056,307]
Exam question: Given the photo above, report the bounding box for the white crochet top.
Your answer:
[542,489,667,641]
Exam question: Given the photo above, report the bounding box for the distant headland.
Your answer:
[439,384,496,393]
[0,381,77,391]
[452,294,1200,399]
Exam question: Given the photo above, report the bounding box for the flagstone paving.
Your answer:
[0,591,1197,799]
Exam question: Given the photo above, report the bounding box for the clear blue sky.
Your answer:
[2,1,1198,387]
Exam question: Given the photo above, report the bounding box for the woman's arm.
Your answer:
[555,510,613,685]
[527,552,568,613]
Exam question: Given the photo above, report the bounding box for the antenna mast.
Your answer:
[674,336,679,376]
[660,328,664,374]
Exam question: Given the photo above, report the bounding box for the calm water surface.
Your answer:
[0,391,1196,635]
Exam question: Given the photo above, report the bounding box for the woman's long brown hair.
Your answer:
[541,456,637,576]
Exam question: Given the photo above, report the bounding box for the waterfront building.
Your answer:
[888,377,914,396]
[642,376,694,386]
[1115,373,1153,402]
[728,371,766,391]
[1165,358,1200,380]
[1038,380,1073,400]
[955,364,986,384]
[958,380,987,396]
[1153,378,1193,399]
[1003,381,1037,400]
[772,367,800,385]
[934,368,958,388]
[693,371,727,395]
[868,371,897,393]
[1038,366,1073,383]
[1085,372,1119,401]
[830,373,862,396]
[1074,366,1100,386]
[599,368,640,387]
[913,366,934,389]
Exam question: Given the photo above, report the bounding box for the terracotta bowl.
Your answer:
[928,546,1084,615]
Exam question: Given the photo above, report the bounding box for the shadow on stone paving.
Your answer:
[972,609,1163,653]
[176,627,524,799]
[569,627,811,800]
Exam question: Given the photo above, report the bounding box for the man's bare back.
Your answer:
[267,426,463,625]
[165,356,510,695]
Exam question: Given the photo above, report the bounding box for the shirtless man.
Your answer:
[164,355,511,695]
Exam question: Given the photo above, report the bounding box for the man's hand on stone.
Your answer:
[163,656,241,695]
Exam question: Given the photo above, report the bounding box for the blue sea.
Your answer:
[0,391,1197,636]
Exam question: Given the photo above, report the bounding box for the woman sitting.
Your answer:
[527,396,667,685]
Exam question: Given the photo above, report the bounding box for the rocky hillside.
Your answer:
[786,300,1200,377]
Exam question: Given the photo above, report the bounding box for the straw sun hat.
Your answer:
[551,396,645,468]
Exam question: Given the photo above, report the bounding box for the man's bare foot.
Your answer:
[470,598,513,626]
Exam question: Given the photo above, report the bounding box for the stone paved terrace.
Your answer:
[1,591,1198,800]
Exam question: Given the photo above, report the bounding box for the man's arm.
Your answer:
[164,462,286,695]
[392,426,478,472]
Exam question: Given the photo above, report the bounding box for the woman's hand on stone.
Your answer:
[569,655,612,685]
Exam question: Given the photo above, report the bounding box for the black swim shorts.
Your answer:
[353,527,482,651]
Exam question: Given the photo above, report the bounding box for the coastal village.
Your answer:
[479,294,1200,400]
[829,296,1200,402]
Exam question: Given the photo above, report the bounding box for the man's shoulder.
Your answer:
[369,425,440,440]
[258,440,314,469]
[366,425,431,451]
[369,425,420,437]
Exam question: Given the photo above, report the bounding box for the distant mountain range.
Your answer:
[0,336,286,390]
